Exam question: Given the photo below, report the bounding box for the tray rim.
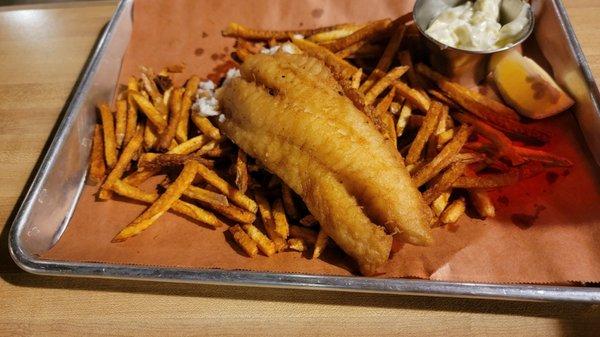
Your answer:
[8,0,600,303]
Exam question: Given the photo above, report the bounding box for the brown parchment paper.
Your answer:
[42,0,600,283]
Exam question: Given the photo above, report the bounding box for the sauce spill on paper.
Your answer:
[510,204,546,229]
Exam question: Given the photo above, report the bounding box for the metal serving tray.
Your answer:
[8,0,600,302]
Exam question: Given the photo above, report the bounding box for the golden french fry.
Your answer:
[143,123,159,149]
[112,160,200,242]
[350,68,363,89]
[393,80,431,113]
[99,127,144,200]
[222,22,355,41]
[272,199,290,239]
[230,225,258,257]
[254,191,287,252]
[374,23,406,73]
[320,19,391,52]
[440,197,466,224]
[406,101,444,164]
[289,225,318,245]
[427,89,460,109]
[454,112,524,165]
[170,135,207,155]
[131,93,167,131]
[513,145,573,167]
[468,188,495,218]
[191,113,222,140]
[312,229,328,259]
[373,88,395,118]
[88,124,106,185]
[396,102,413,137]
[124,92,138,147]
[176,76,200,142]
[287,238,307,252]
[196,163,258,213]
[98,103,118,169]
[115,99,127,148]
[235,47,252,62]
[112,180,225,228]
[364,66,409,105]
[243,224,276,257]
[335,40,369,59]
[234,149,249,194]
[281,184,299,220]
[307,24,364,43]
[436,128,455,148]
[431,191,451,217]
[412,125,471,187]
[183,185,229,207]
[140,72,161,103]
[292,38,358,80]
[299,214,318,227]
[422,161,467,204]
[138,153,213,171]
[157,87,184,151]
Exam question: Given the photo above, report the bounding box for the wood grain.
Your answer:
[0,1,599,336]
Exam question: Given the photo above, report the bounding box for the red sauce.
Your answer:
[545,171,559,184]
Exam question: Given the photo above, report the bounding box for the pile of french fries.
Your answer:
[89,15,572,263]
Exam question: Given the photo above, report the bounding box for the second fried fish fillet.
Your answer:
[219,53,433,274]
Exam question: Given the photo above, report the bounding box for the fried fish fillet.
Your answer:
[220,53,432,274]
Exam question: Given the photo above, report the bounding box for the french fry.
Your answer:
[222,22,355,41]
[320,19,392,52]
[364,66,409,105]
[406,101,443,164]
[196,163,258,213]
[287,238,307,252]
[468,188,495,218]
[382,110,397,145]
[138,152,213,171]
[454,112,524,165]
[112,160,199,242]
[98,103,118,169]
[170,135,207,155]
[254,191,287,252]
[234,149,249,194]
[234,47,252,62]
[440,197,466,225]
[112,180,225,228]
[281,184,299,220]
[422,161,467,204]
[436,128,455,148]
[176,76,200,142]
[336,40,369,59]
[124,92,138,147]
[412,125,471,187]
[427,89,460,109]
[131,93,167,131]
[191,113,222,140]
[307,23,364,43]
[396,102,413,137]
[243,224,276,257]
[140,72,162,103]
[143,123,159,150]
[513,145,573,167]
[183,185,229,207]
[373,88,395,117]
[88,124,106,185]
[350,68,363,89]
[373,22,406,73]
[312,229,329,259]
[452,172,519,189]
[99,127,144,200]
[157,87,184,151]
[431,191,451,217]
[272,199,290,239]
[115,99,127,148]
[292,38,358,80]
[299,214,318,227]
[360,23,406,90]
[205,201,257,224]
[230,225,258,257]
[393,80,431,112]
[289,225,318,245]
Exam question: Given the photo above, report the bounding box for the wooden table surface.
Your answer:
[1,1,599,336]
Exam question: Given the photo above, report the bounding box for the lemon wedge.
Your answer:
[490,50,574,119]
